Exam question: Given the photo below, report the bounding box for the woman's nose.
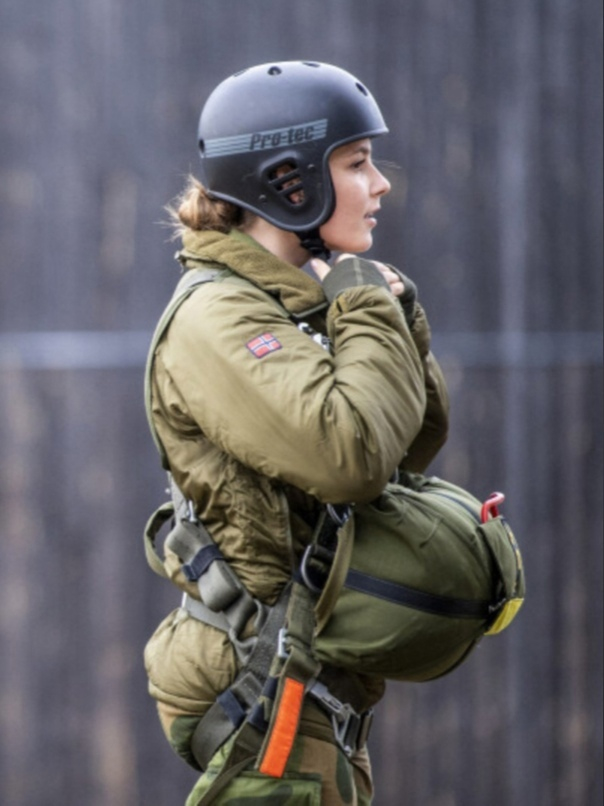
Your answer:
[372,165,391,197]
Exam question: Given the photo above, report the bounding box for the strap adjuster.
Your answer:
[277,627,290,660]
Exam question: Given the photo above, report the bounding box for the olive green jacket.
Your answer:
[149,229,449,605]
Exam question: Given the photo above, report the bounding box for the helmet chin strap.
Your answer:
[298,229,331,261]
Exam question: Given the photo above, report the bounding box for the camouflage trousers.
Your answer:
[184,731,374,806]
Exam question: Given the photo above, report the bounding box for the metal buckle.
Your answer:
[277,627,290,660]
[326,503,351,527]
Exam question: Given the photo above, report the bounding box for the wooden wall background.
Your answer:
[0,1,601,804]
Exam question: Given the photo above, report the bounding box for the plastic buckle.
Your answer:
[332,707,360,757]
[309,682,369,757]
[310,681,343,714]
[333,707,374,756]
[357,709,374,749]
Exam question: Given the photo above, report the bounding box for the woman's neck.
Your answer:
[242,216,310,267]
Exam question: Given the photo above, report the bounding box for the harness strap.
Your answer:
[192,579,321,801]
[168,481,248,609]
[256,579,322,776]
[143,501,173,579]
[149,472,268,662]
[167,514,264,647]
[195,722,266,806]
[144,264,229,469]
[181,593,230,633]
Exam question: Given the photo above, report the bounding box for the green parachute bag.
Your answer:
[312,472,525,682]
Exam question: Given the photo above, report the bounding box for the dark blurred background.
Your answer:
[0,1,602,804]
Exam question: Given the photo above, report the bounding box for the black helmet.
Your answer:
[197,61,388,235]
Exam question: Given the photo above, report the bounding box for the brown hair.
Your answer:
[167,175,244,236]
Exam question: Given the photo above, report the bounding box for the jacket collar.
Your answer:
[178,229,328,318]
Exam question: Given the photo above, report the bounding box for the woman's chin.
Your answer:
[324,236,373,255]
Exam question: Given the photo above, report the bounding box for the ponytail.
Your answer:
[167,175,244,236]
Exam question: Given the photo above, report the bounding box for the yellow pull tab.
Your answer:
[485,597,524,635]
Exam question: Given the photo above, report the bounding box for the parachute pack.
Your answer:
[143,266,525,800]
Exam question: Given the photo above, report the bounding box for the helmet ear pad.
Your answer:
[257,153,335,230]
[202,140,338,234]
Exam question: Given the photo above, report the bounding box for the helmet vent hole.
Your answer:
[303,62,321,68]
[268,66,282,76]
[356,82,369,96]
[198,139,205,155]
[269,162,305,206]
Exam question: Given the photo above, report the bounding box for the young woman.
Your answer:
[144,61,449,805]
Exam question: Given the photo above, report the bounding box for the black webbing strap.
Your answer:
[183,544,223,582]
[166,517,219,578]
[344,568,492,619]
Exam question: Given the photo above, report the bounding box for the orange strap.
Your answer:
[258,677,305,778]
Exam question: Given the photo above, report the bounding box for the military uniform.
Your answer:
[144,227,449,804]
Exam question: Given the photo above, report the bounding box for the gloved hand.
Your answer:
[312,254,390,303]
[392,267,418,327]
[312,255,418,327]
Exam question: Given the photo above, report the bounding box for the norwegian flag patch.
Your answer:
[246,332,283,359]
